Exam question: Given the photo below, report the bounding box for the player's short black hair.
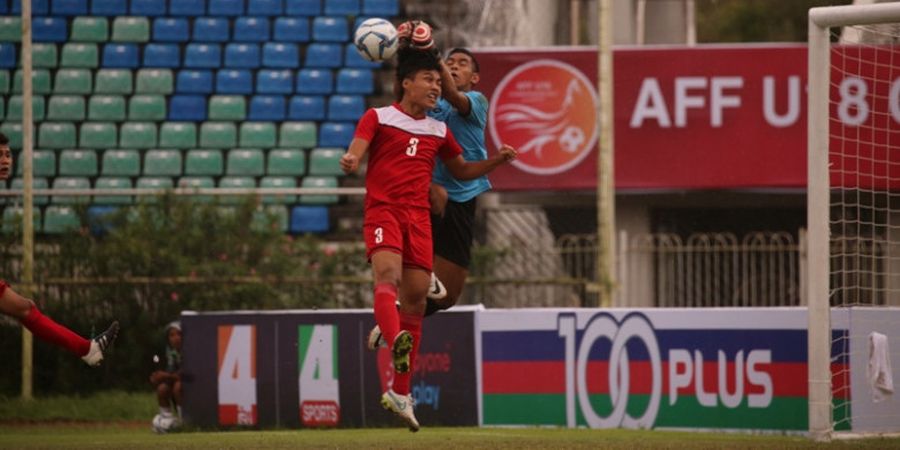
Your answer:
[395,46,441,101]
[0,132,8,146]
[448,48,479,73]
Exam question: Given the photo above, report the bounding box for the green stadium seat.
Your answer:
[2,206,41,234]
[111,17,150,43]
[119,122,157,149]
[43,205,80,233]
[240,122,276,148]
[7,95,46,121]
[136,176,173,203]
[54,69,92,94]
[218,176,255,204]
[0,123,29,149]
[59,149,98,176]
[94,176,132,204]
[88,95,126,121]
[11,177,49,205]
[135,69,173,94]
[308,148,344,176]
[60,43,99,68]
[46,95,86,121]
[143,149,182,176]
[94,69,132,94]
[70,17,109,42]
[38,122,77,149]
[16,150,56,177]
[0,17,21,42]
[51,177,91,204]
[185,149,223,175]
[208,95,246,121]
[279,122,316,148]
[300,176,338,204]
[0,98,4,120]
[159,122,196,148]
[32,43,58,68]
[260,176,296,204]
[128,95,166,121]
[101,149,140,176]
[177,176,215,203]
[227,148,264,176]
[79,122,117,148]
[0,70,9,94]
[199,122,236,148]
[252,205,289,233]
[13,69,52,94]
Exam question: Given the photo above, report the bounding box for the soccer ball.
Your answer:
[354,18,399,62]
[151,413,181,434]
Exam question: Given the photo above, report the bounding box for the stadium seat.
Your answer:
[176,70,214,94]
[168,95,207,121]
[324,0,358,15]
[227,149,265,175]
[13,70,51,95]
[208,95,246,121]
[248,95,285,121]
[60,43,98,68]
[308,147,344,176]
[209,0,244,16]
[30,43,58,69]
[0,44,15,69]
[260,176,296,203]
[193,17,230,43]
[273,17,310,43]
[285,0,320,15]
[185,150,223,175]
[288,95,325,121]
[305,44,342,68]
[135,69,174,94]
[102,43,139,68]
[184,44,222,69]
[363,0,397,16]
[225,43,261,68]
[0,122,28,149]
[34,17,68,43]
[43,205,79,233]
[240,122,276,148]
[144,149,182,176]
[131,0,166,16]
[143,44,180,68]
[51,177,91,204]
[219,176,256,204]
[111,17,149,42]
[177,176,215,202]
[79,121,117,148]
[216,69,252,94]
[38,122,76,149]
[199,121,236,148]
[233,17,270,42]
[290,205,329,233]
[12,0,50,15]
[129,95,166,121]
[2,206,42,234]
[248,0,281,15]
[59,149,98,176]
[267,148,305,176]
[262,43,299,68]
[11,177,49,204]
[136,176,174,203]
[16,150,56,177]
[94,69,132,94]
[296,69,333,94]
[52,0,88,16]
[54,69,92,94]
[0,18,20,42]
[343,43,380,69]
[336,68,373,94]
[47,95,86,121]
[327,95,365,121]
[91,0,127,15]
[299,176,339,205]
[88,95,126,121]
[153,18,189,43]
[280,121,316,148]
[70,17,109,42]
[158,122,197,148]
[169,0,205,16]
[312,17,347,42]
[0,71,8,95]
[252,205,289,232]
[120,122,157,149]
[86,205,118,234]
[102,149,140,176]
[7,95,46,121]
[318,122,353,148]
[256,69,293,94]
[93,177,132,205]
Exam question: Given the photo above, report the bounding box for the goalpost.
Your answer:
[808,3,900,440]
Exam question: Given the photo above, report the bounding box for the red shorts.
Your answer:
[363,203,432,272]
[0,279,7,297]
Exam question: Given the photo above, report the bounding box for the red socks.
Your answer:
[392,311,423,396]
[19,304,91,357]
[373,283,400,348]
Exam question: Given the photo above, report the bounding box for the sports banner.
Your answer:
[217,325,258,426]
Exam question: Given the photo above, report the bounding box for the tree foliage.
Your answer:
[696,0,853,43]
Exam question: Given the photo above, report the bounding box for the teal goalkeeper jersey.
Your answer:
[428,91,492,203]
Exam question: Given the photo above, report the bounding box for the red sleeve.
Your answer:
[439,127,463,160]
[353,109,379,141]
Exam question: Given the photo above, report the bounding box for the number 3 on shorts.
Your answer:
[406,137,419,156]
[374,227,383,244]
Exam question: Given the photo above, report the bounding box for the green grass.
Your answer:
[0,391,156,422]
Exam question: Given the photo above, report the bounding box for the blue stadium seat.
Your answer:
[288,95,325,120]
[257,69,293,94]
[169,0,205,16]
[224,43,260,68]
[336,68,373,94]
[290,205,329,233]
[87,205,119,234]
[328,95,364,121]
[262,42,299,68]
[285,0,319,15]
[233,17,270,42]
[209,0,243,15]
[363,0,397,16]
[12,0,50,15]
[177,70,214,94]
[216,69,252,94]
[296,69,332,94]
[319,122,353,148]
[102,44,139,68]
[324,0,357,15]
[193,17,230,43]
[143,44,180,68]
[168,95,207,121]
[184,44,221,69]
[274,17,310,43]
[153,18,189,42]
[34,17,67,42]
[248,95,285,121]
[0,1,6,13]
[312,17,347,42]
[52,0,88,16]
[305,43,342,68]
[91,0,127,16]
[131,0,166,16]
[344,43,380,68]
[0,44,14,69]
[247,0,281,15]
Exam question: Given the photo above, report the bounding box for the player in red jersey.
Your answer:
[341,48,516,432]
[0,133,119,366]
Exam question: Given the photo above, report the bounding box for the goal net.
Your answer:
[808,2,900,440]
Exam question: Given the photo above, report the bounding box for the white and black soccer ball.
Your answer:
[151,414,181,434]
[354,18,399,62]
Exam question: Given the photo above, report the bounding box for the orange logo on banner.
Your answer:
[489,60,598,175]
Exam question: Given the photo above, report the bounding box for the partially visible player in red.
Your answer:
[341,47,516,432]
[0,132,119,366]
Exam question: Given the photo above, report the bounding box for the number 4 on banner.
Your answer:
[218,325,258,426]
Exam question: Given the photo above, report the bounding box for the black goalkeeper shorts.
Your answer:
[432,196,477,269]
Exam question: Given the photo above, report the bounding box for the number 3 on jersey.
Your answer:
[374,227,383,244]
[406,137,419,156]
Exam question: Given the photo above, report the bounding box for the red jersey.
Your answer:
[354,104,462,209]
